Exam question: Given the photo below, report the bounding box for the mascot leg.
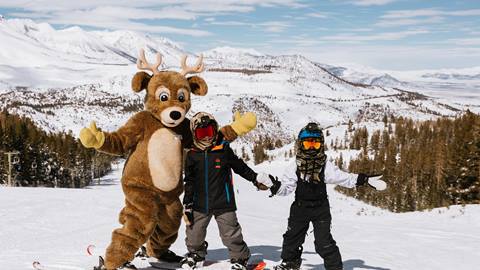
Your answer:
[104,185,159,270]
[146,198,183,258]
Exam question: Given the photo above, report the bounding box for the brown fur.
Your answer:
[98,68,232,269]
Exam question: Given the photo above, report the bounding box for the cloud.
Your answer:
[258,21,291,32]
[306,12,328,18]
[267,29,430,48]
[375,16,444,27]
[0,0,304,36]
[445,38,480,46]
[208,20,252,26]
[11,8,213,37]
[382,8,480,19]
[206,20,291,33]
[320,30,429,42]
[279,44,480,70]
[350,0,396,6]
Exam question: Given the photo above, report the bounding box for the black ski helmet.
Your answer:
[295,122,327,183]
[297,122,324,143]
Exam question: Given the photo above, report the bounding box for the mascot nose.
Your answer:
[170,111,182,120]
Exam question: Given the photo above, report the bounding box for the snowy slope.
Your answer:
[1,158,479,270]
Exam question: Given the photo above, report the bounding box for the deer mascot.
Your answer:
[79,49,256,270]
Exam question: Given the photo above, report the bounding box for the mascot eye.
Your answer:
[159,92,169,102]
[178,93,186,102]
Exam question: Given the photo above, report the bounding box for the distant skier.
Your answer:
[256,122,386,270]
[181,112,271,270]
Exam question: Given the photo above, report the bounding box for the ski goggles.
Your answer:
[301,139,322,150]
[298,129,322,140]
[195,125,216,140]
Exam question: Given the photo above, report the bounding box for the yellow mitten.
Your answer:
[230,111,257,136]
[79,122,105,149]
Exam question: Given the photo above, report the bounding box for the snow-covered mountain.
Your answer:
[318,62,480,113]
[318,63,410,89]
[0,17,477,141]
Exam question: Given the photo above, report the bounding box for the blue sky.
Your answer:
[0,0,479,70]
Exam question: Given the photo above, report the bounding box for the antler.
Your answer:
[180,54,205,76]
[137,48,162,75]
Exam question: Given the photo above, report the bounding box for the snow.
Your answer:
[0,159,479,270]
[1,17,479,269]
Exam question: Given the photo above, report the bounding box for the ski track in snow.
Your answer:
[1,159,479,270]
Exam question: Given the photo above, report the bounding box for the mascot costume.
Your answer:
[79,49,257,270]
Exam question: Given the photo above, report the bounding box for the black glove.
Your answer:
[356,173,369,186]
[268,175,281,197]
[183,203,194,226]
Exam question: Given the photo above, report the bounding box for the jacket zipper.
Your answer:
[225,181,231,204]
[204,151,208,213]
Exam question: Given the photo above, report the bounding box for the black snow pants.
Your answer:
[280,199,343,270]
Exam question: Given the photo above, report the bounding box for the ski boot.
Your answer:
[180,252,205,269]
[93,256,137,270]
[273,258,301,270]
[230,258,249,270]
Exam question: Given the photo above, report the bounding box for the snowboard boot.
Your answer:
[157,249,184,263]
[230,258,249,270]
[134,246,148,260]
[180,252,205,269]
[118,261,137,270]
[273,258,301,270]
[93,256,137,270]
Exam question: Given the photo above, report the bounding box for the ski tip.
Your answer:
[87,244,96,256]
[249,261,267,270]
[32,261,43,270]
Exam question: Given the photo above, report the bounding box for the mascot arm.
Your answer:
[97,112,146,156]
[220,111,257,142]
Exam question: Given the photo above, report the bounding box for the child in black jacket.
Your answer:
[181,112,270,270]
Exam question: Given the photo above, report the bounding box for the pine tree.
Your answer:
[337,112,480,212]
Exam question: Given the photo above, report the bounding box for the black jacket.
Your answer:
[183,142,257,214]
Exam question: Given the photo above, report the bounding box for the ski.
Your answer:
[33,261,45,270]
[149,260,184,270]
[248,261,267,270]
[150,260,216,269]
[150,260,266,270]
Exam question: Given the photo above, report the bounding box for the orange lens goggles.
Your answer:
[302,140,322,150]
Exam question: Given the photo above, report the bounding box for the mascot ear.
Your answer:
[187,76,208,96]
[132,71,151,92]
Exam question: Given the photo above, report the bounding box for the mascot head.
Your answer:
[131,49,208,127]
